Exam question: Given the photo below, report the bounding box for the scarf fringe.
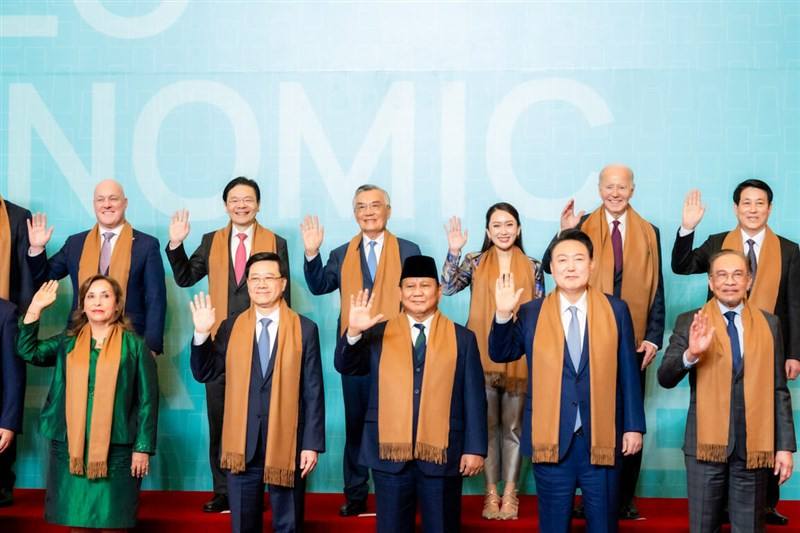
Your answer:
[747,451,775,469]
[69,457,85,476]
[532,444,559,464]
[415,442,448,465]
[221,452,246,474]
[379,443,414,462]
[697,444,728,463]
[590,447,615,467]
[86,460,108,480]
[264,466,295,488]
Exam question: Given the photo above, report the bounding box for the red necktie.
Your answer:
[234,233,247,284]
[611,220,623,274]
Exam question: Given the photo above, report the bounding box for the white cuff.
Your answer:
[682,350,699,368]
[193,331,211,345]
[495,313,513,325]
[346,333,362,345]
[678,226,695,237]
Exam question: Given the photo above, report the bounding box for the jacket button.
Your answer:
[414,389,420,394]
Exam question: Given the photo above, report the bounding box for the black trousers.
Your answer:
[619,352,646,509]
[0,437,17,490]
[206,373,228,495]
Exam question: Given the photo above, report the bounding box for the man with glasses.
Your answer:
[166,176,291,513]
[26,179,166,355]
[672,179,800,524]
[189,252,324,532]
[301,184,421,516]
[659,249,795,531]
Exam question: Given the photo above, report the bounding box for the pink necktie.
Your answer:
[234,233,247,284]
[611,220,623,274]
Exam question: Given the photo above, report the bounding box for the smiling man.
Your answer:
[190,252,324,533]
[659,249,795,532]
[491,229,645,533]
[541,165,664,519]
[671,179,800,524]
[334,255,486,533]
[26,179,166,355]
[301,184,421,516]
[166,176,291,512]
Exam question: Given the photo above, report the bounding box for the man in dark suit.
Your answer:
[166,176,291,512]
[659,249,795,532]
[492,229,645,533]
[0,299,23,507]
[189,252,324,533]
[301,184,421,516]
[542,165,664,520]
[335,255,486,533]
[672,179,800,524]
[26,179,166,354]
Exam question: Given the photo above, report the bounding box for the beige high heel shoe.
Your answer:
[498,490,519,520]
[482,490,501,519]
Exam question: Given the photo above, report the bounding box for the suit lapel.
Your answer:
[577,330,590,376]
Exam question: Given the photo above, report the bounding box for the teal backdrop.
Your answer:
[1,1,798,498]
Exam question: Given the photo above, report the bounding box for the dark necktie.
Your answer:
[611,220,623,275]
[746,239,757,281]
[258,318,272,377]
[724,311,743,375]
[413,323,426,366]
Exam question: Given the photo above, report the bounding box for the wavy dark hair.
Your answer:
[66,274,133,336]
[480,202,525,254]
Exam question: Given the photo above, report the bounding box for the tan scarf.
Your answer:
[468,246,533,394]
[220,301,303,487]
[378,312,457,464]
[340,231,402,335]
[530,287,618,465]
[721,227,781,314]
[208,222,277,336]
[65,324,123,479]
[582,207,659,346]
[78,223,133,299]
[0,197,10,300]
[695,298,774,468]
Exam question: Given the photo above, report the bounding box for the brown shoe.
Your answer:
[482,491,501,519]
[498,491,519,520]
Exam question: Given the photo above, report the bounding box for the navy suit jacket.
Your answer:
[0,299,24,433]
[2,200,35,310]
[334,318,488,476]
[304,236,421,330]
[27,228,167,354]
[542,213,666,349]
[190,310,326,463]
[489,294,646,461]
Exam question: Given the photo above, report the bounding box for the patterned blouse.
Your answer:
[441,250,545,298]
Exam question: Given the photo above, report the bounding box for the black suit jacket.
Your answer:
[658,308,796,457]
[671,229,800,360]
[190,310,325,461]
[166,228,291,316]
[2,200,35,310]
[0,299,24,433]
[542,212,666,348]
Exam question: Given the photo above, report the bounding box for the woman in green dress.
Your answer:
[17,275,158,531]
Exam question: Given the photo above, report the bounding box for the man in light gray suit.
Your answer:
[658,249,795,532]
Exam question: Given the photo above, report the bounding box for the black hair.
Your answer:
[245,251,287,279]
[733,179,772,205]
[479,202,525,254]
[549,229,594,259]
[222,176,261,204]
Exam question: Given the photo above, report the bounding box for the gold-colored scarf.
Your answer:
[468,246,533,394]
[695,298,774,468]
[208,222,277,336]
[220,301,303,487]
[582,207,659,346]
[378,312,457,464]
[65,324,123,479]
[530,287,618,465]
[721,227,781,314]
[78,223,133,299]
[0,197,10,300]
[340,231,402,335]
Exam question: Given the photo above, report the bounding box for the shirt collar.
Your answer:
[256,306,281,326]
[233,223,255,240]
[98,223,124,237]
[717,300,744,316]
[362,232,385,247]
[406,312,435,331]
[740,227,766,247]
[605,209,627,227]
[559,290,588,315]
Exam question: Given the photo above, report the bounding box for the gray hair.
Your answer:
[352,184,391,208]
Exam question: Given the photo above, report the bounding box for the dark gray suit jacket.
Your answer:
[658,308,796,458]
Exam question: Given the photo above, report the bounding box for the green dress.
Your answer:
[16,319,159,529]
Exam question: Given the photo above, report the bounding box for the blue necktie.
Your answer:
[413,323,426,366]
[724,311,743,375]
[567,306,582,430]
[258,318,272,377]
[367,240,378,281]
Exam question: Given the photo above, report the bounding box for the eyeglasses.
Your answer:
[247,275,283,285]
[354,202,386,213]
[227,197,257,206]
[711,271,747,282]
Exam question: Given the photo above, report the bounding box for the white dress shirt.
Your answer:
[605,209,627,244]
[559,291,588,346]
[362,232,385,268]
[97,223,124,256]
[230,223,255,263]
[193,306,280,349]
